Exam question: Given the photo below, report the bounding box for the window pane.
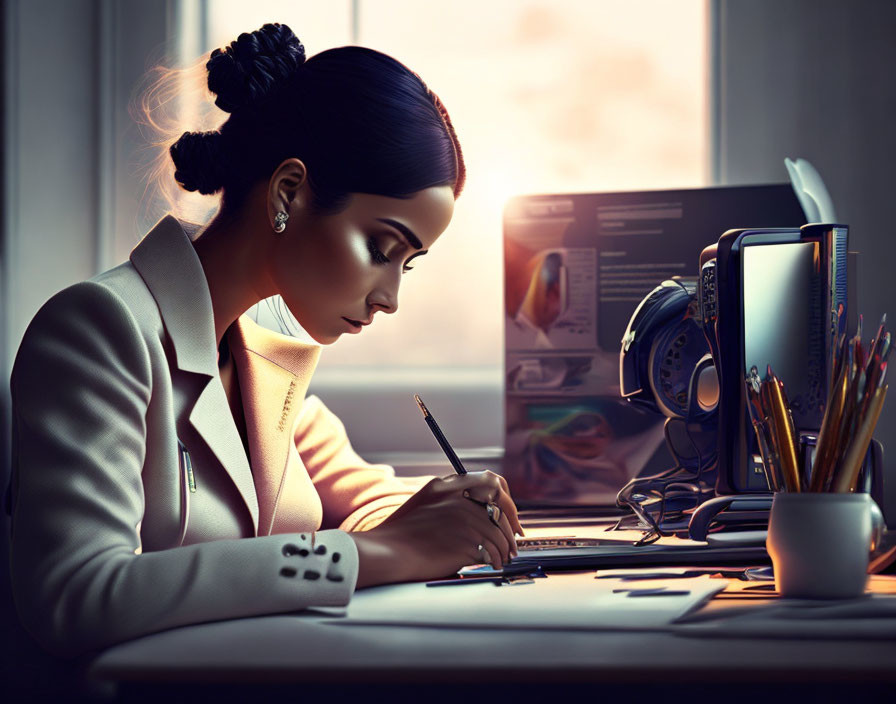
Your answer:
[206,0,351,57]
[205,0,707,371]
[334,0,707,370]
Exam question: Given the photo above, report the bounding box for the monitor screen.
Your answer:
[502,185,806,506]
[742,240,824,430]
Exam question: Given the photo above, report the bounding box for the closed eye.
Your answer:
[367,236,424,273]
[366,236,389,265]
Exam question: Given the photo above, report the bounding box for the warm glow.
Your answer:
[203,0,708,369]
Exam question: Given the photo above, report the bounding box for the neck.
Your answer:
[191,206,278,347]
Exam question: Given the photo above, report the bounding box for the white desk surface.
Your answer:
[89,568,896,687]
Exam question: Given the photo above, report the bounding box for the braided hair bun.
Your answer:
[160,24,464,210]
[169,130,225,195]
[169,23,305,195]
[206,22,306,114]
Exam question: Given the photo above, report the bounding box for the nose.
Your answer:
[366,277,399,317]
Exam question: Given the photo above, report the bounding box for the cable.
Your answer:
[612,416,718,541]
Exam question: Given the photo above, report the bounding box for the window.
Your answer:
[201,0,707,375]
[157,1,712,459]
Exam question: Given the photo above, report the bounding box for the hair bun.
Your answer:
[169,130,226,194]
[206,22,306,114]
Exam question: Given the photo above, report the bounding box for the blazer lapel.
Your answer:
[130,214,260,533]
[226,315,321,535]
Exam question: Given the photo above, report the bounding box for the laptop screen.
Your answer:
[502,185,806,508]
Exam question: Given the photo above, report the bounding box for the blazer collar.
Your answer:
[130,213,323,380]
[226,316,322,535]
[227,314,322,382]
[130,214,219,378]
[129,214,324,535]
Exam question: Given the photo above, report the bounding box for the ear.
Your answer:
[268,157,310,221]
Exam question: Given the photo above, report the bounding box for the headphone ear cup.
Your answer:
[649,333,680,419]
[691,353,719,414]
[622,277,714,421]
[649,317,712,420]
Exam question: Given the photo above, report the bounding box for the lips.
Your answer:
[342,317,371,331]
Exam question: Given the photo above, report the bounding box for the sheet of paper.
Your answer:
[335,572,727,631]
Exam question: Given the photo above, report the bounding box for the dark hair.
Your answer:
[167,22,465,215]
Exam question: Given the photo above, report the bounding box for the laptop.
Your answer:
[500,184,806,566]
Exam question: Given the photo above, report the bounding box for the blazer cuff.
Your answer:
[270,529,359,607]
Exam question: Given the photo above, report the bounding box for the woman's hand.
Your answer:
[349,470,524,588]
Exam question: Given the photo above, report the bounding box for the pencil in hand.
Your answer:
[414,394,468,475]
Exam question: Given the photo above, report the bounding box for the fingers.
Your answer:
[461,499,513,566]
[496,474,525,537]
[455,522,505,568]
[469,494,517,557]
[461,488,517,557]
[440,471,526,562]
[490,489,524,543]
[495,510,518,558]
[461,471,525,538]
[478,537,504,568]
[457,525,490,566]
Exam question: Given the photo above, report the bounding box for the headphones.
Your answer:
[619,277,718,426]
[615,277,721,533]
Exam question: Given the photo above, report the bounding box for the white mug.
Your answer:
[766,492,884,599]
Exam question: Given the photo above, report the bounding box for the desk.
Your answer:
[85,519,896,702]
[89,571,896,703]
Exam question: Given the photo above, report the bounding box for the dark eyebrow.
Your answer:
[376,218,424,250]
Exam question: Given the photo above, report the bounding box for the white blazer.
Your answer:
[8,214,420,658]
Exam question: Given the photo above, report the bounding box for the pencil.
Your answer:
[810,343,851,491]
[766,369,800,492]
[746,380,781,491]
[414,394,468,475]
[832,384,887,493]
[770,372,801,492]
[759,378,789,491]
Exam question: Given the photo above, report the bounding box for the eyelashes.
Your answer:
[366,236,415,272]
[366,236,389,264]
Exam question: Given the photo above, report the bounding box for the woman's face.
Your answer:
[269,185,455,344]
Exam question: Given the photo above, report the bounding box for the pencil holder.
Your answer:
[766,492,877,599]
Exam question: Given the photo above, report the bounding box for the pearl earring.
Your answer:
[273,211,289,233]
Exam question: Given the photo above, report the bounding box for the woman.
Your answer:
[8,22,522,659]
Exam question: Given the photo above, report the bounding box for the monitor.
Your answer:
[502,184,807,507]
